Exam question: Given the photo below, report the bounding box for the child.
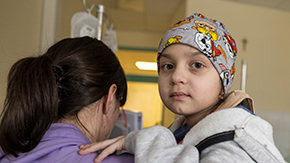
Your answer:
[79,13,286,163]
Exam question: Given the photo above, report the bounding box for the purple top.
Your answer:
[0,123,134,163]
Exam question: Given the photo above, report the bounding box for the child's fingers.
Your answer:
[94,136,126,162]
[78,136,126,155]
[78,144,95,155]
[79,142,105,155]
[94,145,119,163]
[79,144,91,149]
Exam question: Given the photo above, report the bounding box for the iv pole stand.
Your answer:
[96,5,104,40]
[241,60,247,92]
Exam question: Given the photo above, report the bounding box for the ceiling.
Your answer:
[88,0,183,33]
[226,0,290,11]
[85,0,290,33]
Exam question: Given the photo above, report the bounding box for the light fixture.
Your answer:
[135,61,157,71]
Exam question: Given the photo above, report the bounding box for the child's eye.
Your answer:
[191,62,204,69]
[162,64,174,70]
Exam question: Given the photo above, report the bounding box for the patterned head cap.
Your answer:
[157,13,237,94]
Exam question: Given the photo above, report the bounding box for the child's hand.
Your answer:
[78,135,126,163]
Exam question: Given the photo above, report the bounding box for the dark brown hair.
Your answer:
[0,37,127,157]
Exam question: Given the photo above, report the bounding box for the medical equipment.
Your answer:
[71,0,118,52]
[110,110,143,139]
[241,60,247,92]
[71,12,99,38]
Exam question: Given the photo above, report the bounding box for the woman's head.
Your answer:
[45,37,127,118]
[157,13,237,94]
[0,37,127,157]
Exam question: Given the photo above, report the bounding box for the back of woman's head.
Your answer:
[0,36,127,157]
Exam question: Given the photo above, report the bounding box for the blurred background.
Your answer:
[0,0,290,160]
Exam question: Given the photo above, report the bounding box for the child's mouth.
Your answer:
[170,92,189,100]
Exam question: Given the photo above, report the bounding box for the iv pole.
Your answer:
[96,5,104,40]
[82,0,104,40]
[241,60,247,92]
[81,0,117,52]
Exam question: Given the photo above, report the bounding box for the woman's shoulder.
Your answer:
[55,150,134,163]
[0,123,135,163]
[43,123,134,162]
[45,123,134,163]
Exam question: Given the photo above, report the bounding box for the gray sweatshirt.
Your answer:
[124,91,286,163]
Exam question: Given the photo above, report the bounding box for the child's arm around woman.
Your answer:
[80,125,199,163]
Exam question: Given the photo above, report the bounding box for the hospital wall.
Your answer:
[185,2,290,159]
[0,0,290,159]
[186,0,290,113]
[0,0,43,111]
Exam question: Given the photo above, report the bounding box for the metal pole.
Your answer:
[96,5,104,40]
[241,60,247,92]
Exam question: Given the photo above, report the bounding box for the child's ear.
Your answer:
[219,88,225,100]
[103,84,117,114]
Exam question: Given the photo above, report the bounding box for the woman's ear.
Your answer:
[103,84,117,114]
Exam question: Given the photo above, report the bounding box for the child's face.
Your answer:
[158,44,222,118]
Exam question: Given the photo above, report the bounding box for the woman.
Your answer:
[0,37,134,163]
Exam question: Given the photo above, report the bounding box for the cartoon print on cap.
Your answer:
[194,30,222,61]
[223,32,237,58]
[219,63,235,91]
[195,32,212,58]
[170,16,194,29]
[211,41,222,61]
[230,63,235,76]
[213,19,228,33]
[192,18,223,62]
[219,64,232,92]
[163,36,182,49]
[192,20,221,41]
[198,13,205,18]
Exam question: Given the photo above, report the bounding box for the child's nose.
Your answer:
[171,68,187,85]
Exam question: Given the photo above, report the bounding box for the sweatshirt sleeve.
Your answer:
[125,126,199,163]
